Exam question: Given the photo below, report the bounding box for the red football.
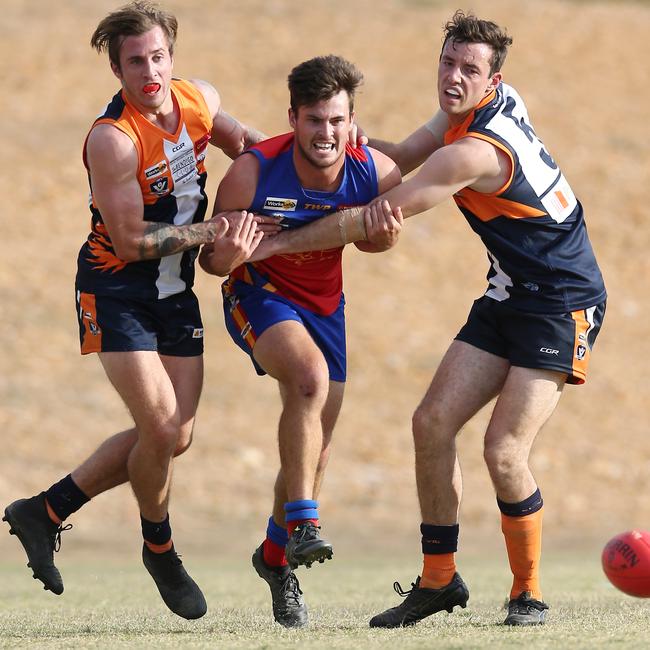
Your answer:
[602,530,650,597]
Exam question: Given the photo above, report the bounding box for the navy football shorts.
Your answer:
[222,279,347,382]
[75,289,204,356]
[455,296,606,384]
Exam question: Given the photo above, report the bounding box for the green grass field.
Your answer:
[2,547,649,649]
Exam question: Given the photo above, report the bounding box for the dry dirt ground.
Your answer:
[1,0,649,561]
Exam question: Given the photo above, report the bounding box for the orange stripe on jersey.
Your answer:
[444,89,497,146]
[464,132,515,194]
[79,292,102,354]
[569,309,591,384]
[454,190,547,222]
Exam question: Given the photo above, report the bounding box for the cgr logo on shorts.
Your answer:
[192,328,203,339]
[540,347,559,355]
[576,344,587,360]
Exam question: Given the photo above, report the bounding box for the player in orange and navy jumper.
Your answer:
[248,13,606,628]
[3,2,266,620]
[77,77,212,309]
[200,54,402,628]
[75,78,212,356]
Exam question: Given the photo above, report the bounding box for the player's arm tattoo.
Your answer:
[139,222,211,260]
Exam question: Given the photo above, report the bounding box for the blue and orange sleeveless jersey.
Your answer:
[228,133,379,315]
[76,78,212,300]
[445,82,606,313]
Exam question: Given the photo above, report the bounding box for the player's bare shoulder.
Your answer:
[215,149,260,211]
[86,123,137,176]
[188,78,221,118]
[367,146,402,193]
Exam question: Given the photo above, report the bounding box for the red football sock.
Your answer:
[263,538,288,567]
[287,518,318,536]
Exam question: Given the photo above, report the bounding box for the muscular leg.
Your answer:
[483,366,565,502]
[483,366,565,606]
[412,340,509,524]
[71,354,201,501]
[253,321,330,505]
[313,380,345,498]
[71,429,137,498]
[271,380,345,525]
[96,351,202,522]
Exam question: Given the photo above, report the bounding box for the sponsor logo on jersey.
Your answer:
[144,160,168,179]
[540,347,559,355]
[170,151,196,184]
[150,177,169,195]
[194,133,210,157]
[304,203,333,211]
[192,328,204,339]
[576,344,587,360]
[263,197,297,212]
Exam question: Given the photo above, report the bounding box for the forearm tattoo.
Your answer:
[139,222,210,260]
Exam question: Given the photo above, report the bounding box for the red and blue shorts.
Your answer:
[221,279,347,382]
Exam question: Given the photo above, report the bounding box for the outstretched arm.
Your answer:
[356,109,448,175]
[250,136,506,259]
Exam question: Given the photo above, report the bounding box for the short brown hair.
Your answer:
[90,1,178,69]
[288,55,364,114]
[442,10,513,75]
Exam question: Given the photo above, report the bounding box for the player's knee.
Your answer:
[483,440,519,479]
[285,366,329,405]
[141,418,182,456]
[412,403,448,449]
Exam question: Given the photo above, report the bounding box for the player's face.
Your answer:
[437,40,501,124]
[290,91,353,170]
[111,26,174,114]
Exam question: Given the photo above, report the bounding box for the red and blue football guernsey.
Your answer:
[445,82,606,313]
[228,133,379,315]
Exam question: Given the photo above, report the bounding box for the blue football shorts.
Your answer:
[221,279,347,382]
